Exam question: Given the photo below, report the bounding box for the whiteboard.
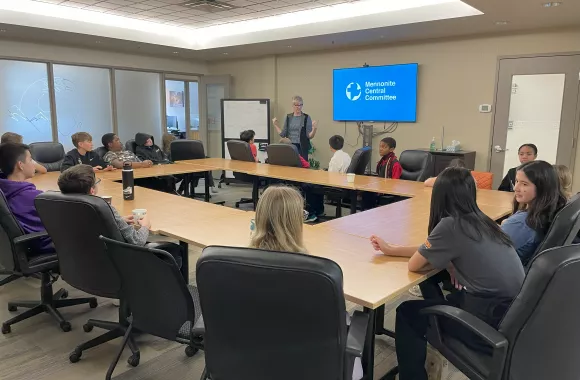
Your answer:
[222,99,270,139]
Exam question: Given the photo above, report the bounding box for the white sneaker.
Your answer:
[211,187,219,194]
[408,285,423,298]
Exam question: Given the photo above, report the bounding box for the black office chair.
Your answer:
[99,237,203,380]
[398,150,433,181]
[196,246,368,380]
[170,140,223,204]
[227,140,259,209]
[125,139,137,153]
[29,142,65,172]
[0,191,96,334]
[420,244,580,380]
[526,192,580,267]
[324,147,372,218]
[266,143,302,167]
[35,192,140,366]
[94,146,108,159]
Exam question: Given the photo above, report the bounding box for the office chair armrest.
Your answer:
[346,310,369,357]
[13,231,49,246]
[420,305,507,348]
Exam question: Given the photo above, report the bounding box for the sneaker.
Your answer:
[304,213,318,223]
[211,187,219,194]
[408,285,423,298]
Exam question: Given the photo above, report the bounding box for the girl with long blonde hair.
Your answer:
[249,186,307,253]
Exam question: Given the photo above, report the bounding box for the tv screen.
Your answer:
[333,63,418,122]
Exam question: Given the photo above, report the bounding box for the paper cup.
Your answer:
[101,195,112,204]
[346,173,356,183]
[132,209,147,220]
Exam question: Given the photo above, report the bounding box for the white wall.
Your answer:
[0,39,207,74]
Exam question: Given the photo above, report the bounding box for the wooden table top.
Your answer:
[28,158,513,310]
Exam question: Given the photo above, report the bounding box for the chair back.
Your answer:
[100,236,196,340]
[35,192,124,298]
[197,246,348,380]
[399,150,432,181]
[227,140,256,183]
[499,245,580,380]
[266,144,302,167]
[29,142,65,172]
[471,171,493,190]
[347,147,372,174]
[170,140,205,161]
[125,139,137,153]
[94,146,108,159]
[529,193,580,264]
[0,191,24,272]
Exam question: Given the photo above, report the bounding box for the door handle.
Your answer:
[494,145,509,153]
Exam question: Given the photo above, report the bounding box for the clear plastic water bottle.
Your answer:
[429,137,436,151]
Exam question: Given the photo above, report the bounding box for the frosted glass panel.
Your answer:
[504,74,565,175]
[165,80,185,132]
[53,65,113,151]
[115,70,162,146]
[0,60,53,143]
[189,82,199,131]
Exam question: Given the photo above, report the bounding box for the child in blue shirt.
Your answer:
[501,160,566,265]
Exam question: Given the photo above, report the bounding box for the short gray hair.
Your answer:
[292,95,303,104]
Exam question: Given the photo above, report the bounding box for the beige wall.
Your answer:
[209,28,580,191]
[0,39,207,74]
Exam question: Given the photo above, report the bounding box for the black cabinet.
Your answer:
[415,149,476,177]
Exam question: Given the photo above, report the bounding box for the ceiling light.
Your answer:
[287,45,292,48]
[494,21,509,25]
[222,52,229,55]
[173,51,179,54]
[0,29,6,32]
[95,40,101,43]
[543,2,562,7]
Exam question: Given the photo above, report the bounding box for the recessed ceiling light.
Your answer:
[543,2,562,7]
[287,45,292,48]
[95,40,101,43]
[173,51,179,54]
[494,21,509,25]
[0,29,6,32]
[222,52,229,55]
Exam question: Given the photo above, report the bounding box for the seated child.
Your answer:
[240,130,259,162]
[304,135,352,222]
[58,165,183,267]
[0,143,54,255]
[554,164,572,199]
[249,185,363,380]
[280,138,310,168]
[498,143,537,192]
[1,132,47,174]
[135,133,171,164]
[61,132,114,172]
[361,137,402,210]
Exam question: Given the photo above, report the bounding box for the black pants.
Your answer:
[361,192,379,211]
[303,184,325,215]
[293,143,309,161]
[145,241,183,269]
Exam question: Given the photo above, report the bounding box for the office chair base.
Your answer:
[0,272,21,286]
[235,198,254,208]
[70,318,140,367]
[2,277,97,334]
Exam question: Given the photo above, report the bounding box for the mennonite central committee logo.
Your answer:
[345,82,362,101]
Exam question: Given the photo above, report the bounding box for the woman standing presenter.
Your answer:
[273,95,318,160]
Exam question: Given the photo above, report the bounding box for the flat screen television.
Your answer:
[333,63,418,122]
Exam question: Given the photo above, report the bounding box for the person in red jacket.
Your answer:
[280,138,310,168]
[361,137,402,210]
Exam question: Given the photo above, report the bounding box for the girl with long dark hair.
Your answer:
[370,167,524,380]
[501,160,566,265]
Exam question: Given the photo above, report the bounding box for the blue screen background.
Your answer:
[333,63,418,122]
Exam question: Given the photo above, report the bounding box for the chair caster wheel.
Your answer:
[2,324,11,334]
[127,352,140,367]
[235,202,240,208]
[83,323,93,333]
[60,321,72,332]
[61,290,69,299]
[89,299,98,308]
[7,305,17,312]
[185,346,198,357]
[69,350,82,363]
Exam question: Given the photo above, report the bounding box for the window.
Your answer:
[115,70,163,147]
[0,60,53,143]
[53,65,113,151]
[189,81,200,131]
[166,80,186,133]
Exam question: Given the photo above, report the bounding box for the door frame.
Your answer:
[198,75,232,154]
[488,51,580,184]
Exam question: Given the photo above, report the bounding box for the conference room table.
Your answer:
[29,160,513,380]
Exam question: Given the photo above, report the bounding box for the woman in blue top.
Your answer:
[501,160,566,265]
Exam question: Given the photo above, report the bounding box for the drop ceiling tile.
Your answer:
[228,0,255,6]
[130,3,155,9]
[157,0,185,4]
[64,0,99,4]
[34,0,67,4]
[104,0,137,5]
[155,14,182,20]
[246,3,270,11]
[86,5,112,11]
[90,1,121,9]
[136,9,164,16]
[157,4,186,11]
[140,0,167,6]
[231,7,255,14]
[151,7,177,14]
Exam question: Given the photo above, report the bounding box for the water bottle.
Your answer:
[429,137,436,151]
[122,162,134,201]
